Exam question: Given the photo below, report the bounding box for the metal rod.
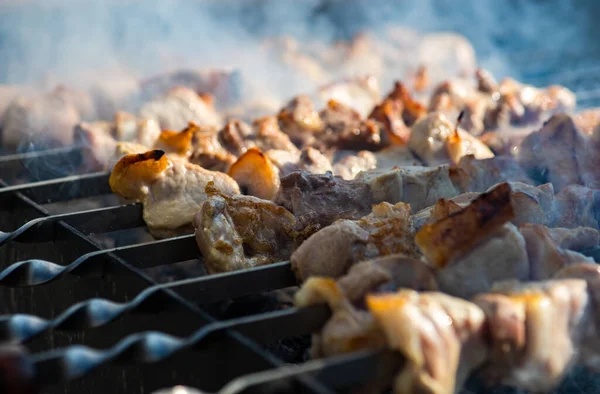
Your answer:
[0,172,111,208]
[31,304,331,387]
[0,203,143,246]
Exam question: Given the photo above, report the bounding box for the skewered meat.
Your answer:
[110,150,239,238]
[251,116,300,154]
[408,112,493,165]
[187,124,236,172]
[451,155,532,193]
[291,201,415,282]
[317,76,381,118]
[298,147,333,175]
[295,277,386,358]
[473,278,589,392]
[227,148,280,200]
[194,183,309,274]
[337,254,438,305]
[367,290,487,394]
[277,95,324,147]
[2,89,81,148]
[553,184,600,229]
[520,223,595,280]
[274,171,375,229]
[332,151,376,180]
[517,114,588,190]
[139,87,222,131]
[415,182,514,268]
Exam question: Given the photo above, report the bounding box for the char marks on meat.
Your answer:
[274,171,374,229]
[194,184,311,274]
[291,201,415,281]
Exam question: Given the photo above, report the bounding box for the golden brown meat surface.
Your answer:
[194,184,311,274]
[110,150,239,238]
[291,201,416,282]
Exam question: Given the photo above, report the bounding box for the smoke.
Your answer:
[0,0,592,97]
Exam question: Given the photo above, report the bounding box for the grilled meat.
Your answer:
[291,201,416,282]
[194,184,308,274]
[473,278,589,392]
[277,95,324,147]
[228,148,280,200]
[408,112,493,165]
[138,87,222,131]
[295,277,386,358]
[110,150,239,238]
[332,151,376,180]
[317,76,381,118]
[274,171,375,229]
[2,88,81,148]
[368,290,488,394]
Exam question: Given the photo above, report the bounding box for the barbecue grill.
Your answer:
[0,65,599,394]
[2,1,600,392]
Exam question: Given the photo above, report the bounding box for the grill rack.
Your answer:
[0,146,411,394]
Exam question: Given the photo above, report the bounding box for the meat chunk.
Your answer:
[188,124,237,172]
[295,277,386,358]
[2,89,81,148]
[415,183,515,268]
[318,75,381,118]
[332,151,376,180]
[408,112,493,165]
[436,223,530,299]
[451,155,533,194]
[520,223,595,280]
[367,290,487,394]
[473,279,589,392]
[109,150,239,238]
[337,254,438,305]
[228,148,280,200]
[298,147,333,175]
[194,185,305,274]
[277,95,324,147]
[291,201,415,281]
[138,87,222,131]
[274,171,375,229]
[355,165,459,212]
[553,185,600,229]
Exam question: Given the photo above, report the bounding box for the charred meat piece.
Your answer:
[298,147,333,175]
[194,184,306,274]
[368,98,410,145]
[139,87,222,131]
[110,150,239,238]
[473,278,589,392]
[274,171,375,229]
[228,148,280,200]
[415,182,514,268]
[436,223,530,299]
[188,124,237,172]
[367,290,488,394]
[291,201,415,282]
[277,95,324,147]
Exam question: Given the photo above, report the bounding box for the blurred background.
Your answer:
[0,0,599,106]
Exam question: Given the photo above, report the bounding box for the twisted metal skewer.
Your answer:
[0,260,296,343]
[31,305,330,386]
